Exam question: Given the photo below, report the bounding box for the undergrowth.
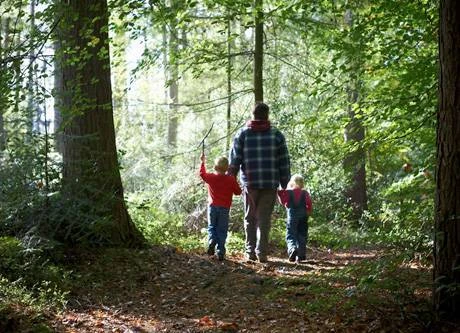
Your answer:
[0,236,70,332]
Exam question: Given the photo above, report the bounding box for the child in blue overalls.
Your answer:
[277,174,312,262]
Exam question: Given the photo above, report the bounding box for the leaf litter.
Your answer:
[40,245,459,332]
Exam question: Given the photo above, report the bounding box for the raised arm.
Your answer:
[199,153,208,180]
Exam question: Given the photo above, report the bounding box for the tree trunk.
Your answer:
[167,0,179,149]
[433,0,460,319]
[343,89,368,221]
[167,79,179,147]
[226,17,233,151]
[52,0,64,153]
[53,38,64,153]
[26,0,36,135]
[342,9,368,222]
[0,17,9,152]
[58,0,143,246]
[254,0,264,103]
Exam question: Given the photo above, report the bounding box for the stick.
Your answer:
[199,123,214,154]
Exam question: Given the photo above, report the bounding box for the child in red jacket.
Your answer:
[277,174,312,262]
[200,153,242,260]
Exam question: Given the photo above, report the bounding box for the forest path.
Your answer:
[48,245,439,333]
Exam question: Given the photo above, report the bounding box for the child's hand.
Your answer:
[200,153,205,163]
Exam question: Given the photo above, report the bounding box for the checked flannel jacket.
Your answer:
[228,120,291,189]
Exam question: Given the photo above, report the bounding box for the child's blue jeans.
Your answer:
[286,213,308,258]
[207,205,230,256]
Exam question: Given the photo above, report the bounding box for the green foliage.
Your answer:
[0,132,60,235]
[0,237,69,316]
[0,236,69,292]
[0,0,438,307]
[224,230,245,254]
[0,236,69,332]
[129,193,202,250]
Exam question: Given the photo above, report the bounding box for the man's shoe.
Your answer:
[207,241,216,256]
[297,255,306,262]
[288,249,297,262]
[218,253,224,261]
[246,253,257,261]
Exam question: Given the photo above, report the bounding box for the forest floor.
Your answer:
[7,244,460,333]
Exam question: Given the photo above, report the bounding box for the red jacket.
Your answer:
[200,162,242,208]
[277,188,313,215]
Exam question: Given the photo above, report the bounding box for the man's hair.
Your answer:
[214,156,229,173]
[253,102,269,120]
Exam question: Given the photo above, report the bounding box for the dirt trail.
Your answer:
[47,246,441,333]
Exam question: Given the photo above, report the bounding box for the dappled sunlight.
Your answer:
[1,0,455,329]
[43,245,439,332]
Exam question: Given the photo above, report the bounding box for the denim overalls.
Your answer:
[285,190,308,259]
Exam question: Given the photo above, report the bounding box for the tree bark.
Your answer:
[26,0,36,135]
[343,89,368,221]
[342,9,368,222]
[0,17,9,152]
[53,38,64,153]
[167,0,179,149]
[254,0,263,103]
[58,0,143,246]
[433,0,460,319]
[226,17,233,151]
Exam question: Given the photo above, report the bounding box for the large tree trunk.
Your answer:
[58,0,143,246]
[342,9,368,222]
[254,0,263,103]
[433,0,460,319]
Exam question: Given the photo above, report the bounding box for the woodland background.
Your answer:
[1,0,458,332]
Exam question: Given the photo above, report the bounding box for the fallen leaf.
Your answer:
[198,315,215,327]
[219,321,239,331]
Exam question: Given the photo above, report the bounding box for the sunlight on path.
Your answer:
[50,246,430,333]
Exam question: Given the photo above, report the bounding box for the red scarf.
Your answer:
[246,120,271,132]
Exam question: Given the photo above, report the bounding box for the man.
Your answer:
[228,102,290,262]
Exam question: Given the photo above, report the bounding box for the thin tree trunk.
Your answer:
[0,17,9,152]
[271,20,281,100]
[343,90,368,220]
[167,0,179,148]
[26,0,36,135]
[226,17,232,151]
[58,0,143,246]
[53,39,64,153]
[433,0,460,319]
[52,0,64,153]
[254,0,263,103]
[342,9,368,222]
